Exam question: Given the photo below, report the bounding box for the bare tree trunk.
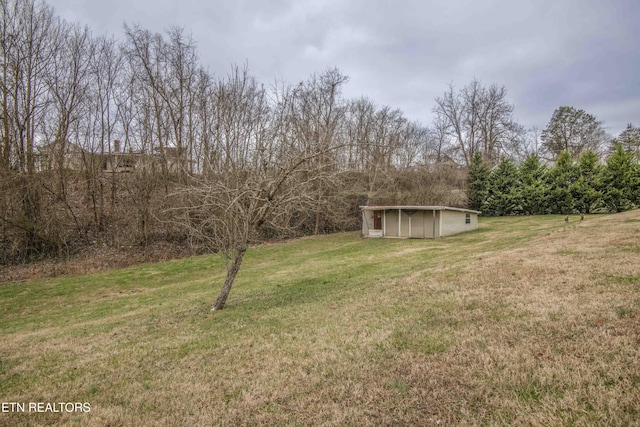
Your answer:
[212,248,246,311]
[314,211,321,235]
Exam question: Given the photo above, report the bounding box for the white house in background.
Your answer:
[361,206,480,239]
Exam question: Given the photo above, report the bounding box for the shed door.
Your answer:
[373,211,382,230]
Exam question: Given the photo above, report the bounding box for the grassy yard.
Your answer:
[1,212,639,426]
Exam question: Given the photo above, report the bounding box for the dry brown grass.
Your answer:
[1,212,639,426]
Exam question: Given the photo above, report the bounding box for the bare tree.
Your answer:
[0,0,63,258]
[541,106,608,160]
[0,0,59,172]
[434,80,523,166]
[171,66,344,310]
[287,68,348,234]
[395,120,429,169]
[172,65,271,310]
[191,68,214,173]
[343,98,424,205]
[427,115,451,164]
[476,83,523,163]
[503,125,542,163]
[123,25,200,181]
[434,82,477,166]
[345,97,376,172]
[81,35,124,235]
[39,22,93,243]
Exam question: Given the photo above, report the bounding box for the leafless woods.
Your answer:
[0,0,535,307]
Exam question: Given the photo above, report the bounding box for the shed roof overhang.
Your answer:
[360,205,481,215]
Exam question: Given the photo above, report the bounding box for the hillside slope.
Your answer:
[1,212,639,426]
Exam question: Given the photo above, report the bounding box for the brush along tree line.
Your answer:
[2,0,639,307]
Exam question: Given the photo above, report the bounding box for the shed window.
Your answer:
[465,213,471,224]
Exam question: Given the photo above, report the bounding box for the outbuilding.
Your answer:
[360,206,480,239]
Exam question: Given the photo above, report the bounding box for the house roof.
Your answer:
[360,205,481,214]
[38,141,86,153]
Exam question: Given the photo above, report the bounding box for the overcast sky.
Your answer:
[52,0,639,136]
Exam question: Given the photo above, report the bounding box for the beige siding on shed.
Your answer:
[426,211,438,238]
[385,210,399,236]
[361,206,478,238]
[440,210,478,236]
[409,211,425,238]
[400,211,410,237]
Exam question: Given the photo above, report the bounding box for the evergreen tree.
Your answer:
[519,154,548,215]
[572,151,602,214]
[546,151,577,214]
[484,157,522,216]
[467,151,490,212]
[601,144,638,212]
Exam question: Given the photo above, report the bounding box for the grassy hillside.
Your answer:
[1,212,639,426]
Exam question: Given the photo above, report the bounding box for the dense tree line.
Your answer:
[1,0,638,277]
[468,146,640,216]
